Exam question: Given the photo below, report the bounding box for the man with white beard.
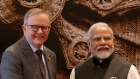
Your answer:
[70,22,140,79]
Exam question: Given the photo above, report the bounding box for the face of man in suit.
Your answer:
[87,23,115,60]
[22,13,51,49]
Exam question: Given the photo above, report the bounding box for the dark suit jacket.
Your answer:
[0,37,56,79]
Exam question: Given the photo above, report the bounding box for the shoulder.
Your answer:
[43,46,54,52]
[2,37,27,59]
[4,38,23,54]
[43,46,55,54]
[75,57,93,70]
[128,65,140,79]
[74,57,93,78]
[113,56,132,66]
[1,40,23,66]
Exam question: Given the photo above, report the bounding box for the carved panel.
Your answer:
[91,0,122,10]
[52,16,91,68]
[73,0,140,16]
[0,0,140,74]
[0,0,65,24]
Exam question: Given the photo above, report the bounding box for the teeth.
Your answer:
[98,48,108,51]
[35,36,44,38]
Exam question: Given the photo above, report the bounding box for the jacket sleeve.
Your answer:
[127,65,140,79]
[0,50,23,79]
[70,68,75,79]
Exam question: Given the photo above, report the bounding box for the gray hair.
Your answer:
[23,8,49,25]
[88,22,114,40]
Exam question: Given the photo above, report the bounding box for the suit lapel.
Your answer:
[20,37,42,79]
[43,47,53,79]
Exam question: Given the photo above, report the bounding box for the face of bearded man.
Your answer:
[92,45,114,60]
[87,25,115,60]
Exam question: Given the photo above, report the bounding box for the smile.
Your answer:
[97,48,109,51]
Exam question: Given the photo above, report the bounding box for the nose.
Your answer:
[99,38,106,46]
[37,27,43,33]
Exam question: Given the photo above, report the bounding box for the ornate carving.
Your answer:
[0,0,65,24]
[73,0,140,16]
[0,0,140,74]
[110,16,140,45]
[91,0,122,10]
[69,40,91,64]
[73,42,90,61]
[53,16,91,68]
[18,0,45,8]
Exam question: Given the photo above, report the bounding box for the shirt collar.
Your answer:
[25,37,43,52]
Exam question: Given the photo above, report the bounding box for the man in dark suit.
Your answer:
[0,8,56,79]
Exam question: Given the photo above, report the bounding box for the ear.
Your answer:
[22,25,26,33]
[87,40,91,48]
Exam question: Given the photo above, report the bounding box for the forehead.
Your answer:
[91,26,112,37]
[28,13,49,19]
[27,14,50,25]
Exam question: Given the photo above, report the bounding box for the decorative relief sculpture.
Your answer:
[0,0,140,73]
[0,0,65,24]
[91,0,122,10]
[53,16,91,68]
[73,0,140,16]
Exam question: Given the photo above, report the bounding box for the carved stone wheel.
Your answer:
[91,0,122,10]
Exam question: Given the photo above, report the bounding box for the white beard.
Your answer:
[93,45,114,60]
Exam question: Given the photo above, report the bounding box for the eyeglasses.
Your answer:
[25,25,51,32]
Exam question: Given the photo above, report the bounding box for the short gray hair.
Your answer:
[23,8,49,25]
[88,22,114,40]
